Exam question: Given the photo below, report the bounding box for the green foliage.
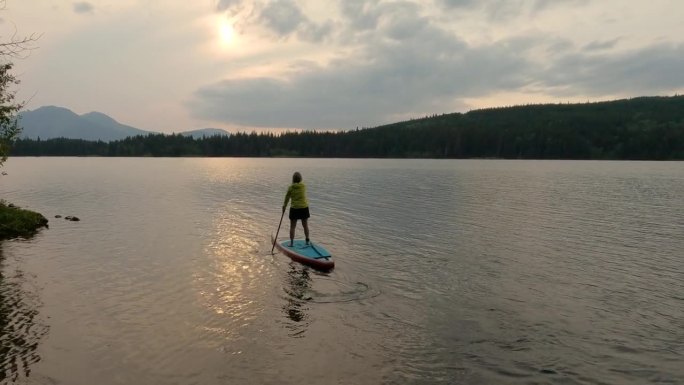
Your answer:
[0,200,48,240]
[0,62,22,167]
[9,95,684,160]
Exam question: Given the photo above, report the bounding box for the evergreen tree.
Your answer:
[0,63,21,168]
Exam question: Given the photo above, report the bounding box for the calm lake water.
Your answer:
[0,158,682,384]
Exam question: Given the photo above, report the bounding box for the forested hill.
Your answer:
[11,95,684,160]
[368,95,684,159]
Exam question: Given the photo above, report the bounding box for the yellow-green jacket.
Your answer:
[283,182,308,209]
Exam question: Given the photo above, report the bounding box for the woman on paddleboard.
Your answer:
[283,171,310,247]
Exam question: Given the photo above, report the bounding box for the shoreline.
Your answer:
[0,201,48,240]
[8,155,684,161]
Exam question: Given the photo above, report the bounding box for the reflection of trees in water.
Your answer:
[282,264,311,330]
[0,246,47,383]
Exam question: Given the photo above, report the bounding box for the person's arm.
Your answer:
[283,186,291,212]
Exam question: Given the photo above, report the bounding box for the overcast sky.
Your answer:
[2,0,683,133]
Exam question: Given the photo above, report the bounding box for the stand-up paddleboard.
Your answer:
[271,235,334,270]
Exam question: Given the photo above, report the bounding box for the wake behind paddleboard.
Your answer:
[271,236,335,271]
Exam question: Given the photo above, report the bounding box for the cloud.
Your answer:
[256,0,333,42]
[439,0,590,20]
[339,1,435,44]
[189,15,538,129]
[547,38,575,54]
[259,0,306,37]
[42,0,681,132]
[211,0,333,42]
[191,9,684,130]
[532,0,589,13]
[215,0,242,12]
[541,43,684,96]
[583,38,621,52]
[340,0,383,31]
[441,0,479,8]
[439,0,531,21]
[73,2,94,14]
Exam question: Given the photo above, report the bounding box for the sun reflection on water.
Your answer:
[193,203,274,345]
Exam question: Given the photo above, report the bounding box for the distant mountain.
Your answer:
[19,106,156,141]
[179,128,231,139]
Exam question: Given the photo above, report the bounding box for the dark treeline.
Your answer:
[11,95,684,159]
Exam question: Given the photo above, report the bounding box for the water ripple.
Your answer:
[0,158,682,384]
[0,245,48,384]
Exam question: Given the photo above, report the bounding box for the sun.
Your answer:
[219,20,235,44]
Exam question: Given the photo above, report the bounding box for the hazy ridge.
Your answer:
[19,106,230,141]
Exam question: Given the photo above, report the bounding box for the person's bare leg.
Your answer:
[289,219,296,246]
[302,219,310,244]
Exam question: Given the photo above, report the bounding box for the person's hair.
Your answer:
[292,172,302,183]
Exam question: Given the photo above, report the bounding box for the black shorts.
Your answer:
[289,207,310,221]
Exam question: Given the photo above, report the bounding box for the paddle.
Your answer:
[271,208,286,253]
[310,243,325,258]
